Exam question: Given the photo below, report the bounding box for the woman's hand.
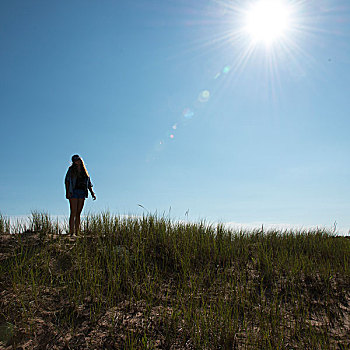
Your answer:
[66,192,72,199]
[91,192,97,200]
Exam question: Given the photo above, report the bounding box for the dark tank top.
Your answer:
[75,173,87,190]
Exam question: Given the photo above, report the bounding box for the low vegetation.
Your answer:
[0,212,349,349]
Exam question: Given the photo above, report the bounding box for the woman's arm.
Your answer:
[88,178,96,200]
[65,181,72,199]
[89,188,96,200]
[65,169,72,199]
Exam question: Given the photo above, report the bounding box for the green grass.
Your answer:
[0,212,349,349]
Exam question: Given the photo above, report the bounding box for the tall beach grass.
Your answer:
[0,212,349,349]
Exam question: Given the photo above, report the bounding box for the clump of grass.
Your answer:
[0,212,349,349]
[0,213,11,234]
[30,211,62,236]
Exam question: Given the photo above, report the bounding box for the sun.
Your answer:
[244,0,291,46]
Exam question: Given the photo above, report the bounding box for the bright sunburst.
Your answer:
[244,0,292,46]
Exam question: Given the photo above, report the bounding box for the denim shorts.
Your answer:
[71,189,86,199]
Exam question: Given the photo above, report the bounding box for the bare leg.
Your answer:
[75,198,85,235]
[69,198,78,235]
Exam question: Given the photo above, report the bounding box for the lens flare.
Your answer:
[222,66,231,74]
[199,90,210,103]
[183,108,194,119]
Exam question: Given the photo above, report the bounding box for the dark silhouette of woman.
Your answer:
[65,155,96,235]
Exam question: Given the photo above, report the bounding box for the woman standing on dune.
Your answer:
[65,154,96,235]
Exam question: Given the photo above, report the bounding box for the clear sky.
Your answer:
[1,0,350,233]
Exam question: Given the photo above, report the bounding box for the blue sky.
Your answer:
[1,0,350,233]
